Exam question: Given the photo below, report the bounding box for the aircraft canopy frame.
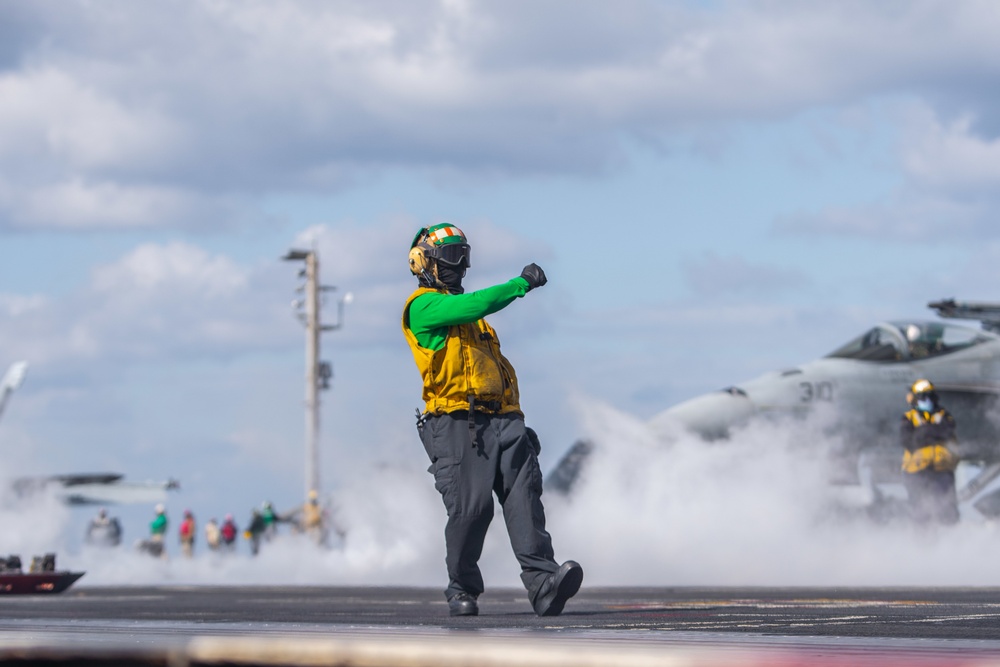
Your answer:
[825,321,992,363]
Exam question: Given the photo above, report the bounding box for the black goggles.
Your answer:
[430,242,471,267]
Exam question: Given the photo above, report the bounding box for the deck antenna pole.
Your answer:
[282,247,351,500]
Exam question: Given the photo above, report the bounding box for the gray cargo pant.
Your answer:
[418,410,559,602]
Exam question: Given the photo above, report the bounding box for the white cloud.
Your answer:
[0,242,275,367]
[3,2,1000,229]
[0,293,47,317]
[91,242,247,297]
[901,107,1000,196]
[0,66,181,170]
[774,101,1000,240]
[15,180,196,230]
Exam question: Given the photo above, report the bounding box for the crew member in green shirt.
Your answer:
[402,222,582,618]
[146,504,168,558]
[150,504,168,540]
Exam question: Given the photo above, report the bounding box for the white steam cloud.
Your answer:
[6,396,1000,589]
[556,398,1000,587]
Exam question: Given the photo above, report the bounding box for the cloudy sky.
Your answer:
[3,0,1000,566]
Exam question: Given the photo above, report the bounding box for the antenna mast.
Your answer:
[282,248,350,499]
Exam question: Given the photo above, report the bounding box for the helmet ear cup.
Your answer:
[409,245,429,275]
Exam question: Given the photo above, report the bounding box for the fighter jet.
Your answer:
[549,300,1000,518]
[0,361,179,506]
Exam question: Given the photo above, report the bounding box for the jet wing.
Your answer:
[11,474,179,506]
[929,299,1000,334]
[57,479,179,506]
[49,473,125,486]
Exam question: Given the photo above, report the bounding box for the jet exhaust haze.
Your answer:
[552,397,1000,587]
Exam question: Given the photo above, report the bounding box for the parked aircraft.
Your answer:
[549,300,1000,519]
[0,362,178,506]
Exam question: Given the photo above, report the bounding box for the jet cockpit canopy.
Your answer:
[826,321,992,362]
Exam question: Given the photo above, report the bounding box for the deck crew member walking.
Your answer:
[402,223,583,617]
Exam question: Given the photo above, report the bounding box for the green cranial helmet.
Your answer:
[408,223,471,276]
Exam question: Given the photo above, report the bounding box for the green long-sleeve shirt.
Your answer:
[408,277,530,351]
[150,514,167,536]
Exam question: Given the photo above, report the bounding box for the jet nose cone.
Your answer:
[649,388,755,440]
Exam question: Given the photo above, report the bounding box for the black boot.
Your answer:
[448,592,479,617]
[532,561,583,617]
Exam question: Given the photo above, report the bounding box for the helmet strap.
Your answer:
[414,257,446,290]
[428,262,446,290]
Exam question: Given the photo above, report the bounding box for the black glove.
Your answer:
[520,263,547,291]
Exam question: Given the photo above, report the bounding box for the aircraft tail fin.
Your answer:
[929,299,1000,334]
[0,361,28,422]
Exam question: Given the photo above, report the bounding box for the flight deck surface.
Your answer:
[3,586,1000,665]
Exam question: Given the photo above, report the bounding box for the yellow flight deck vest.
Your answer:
[402,287,522,416]
[901,409,959,474]
[302,503,322,530]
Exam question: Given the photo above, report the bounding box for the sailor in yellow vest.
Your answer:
[402,223,582,618]
[300,489,326,546]
[900,379,960,524]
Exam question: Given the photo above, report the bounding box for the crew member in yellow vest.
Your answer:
[300,489,326,545]
[402,223,582,618]
[900,378,960,524]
